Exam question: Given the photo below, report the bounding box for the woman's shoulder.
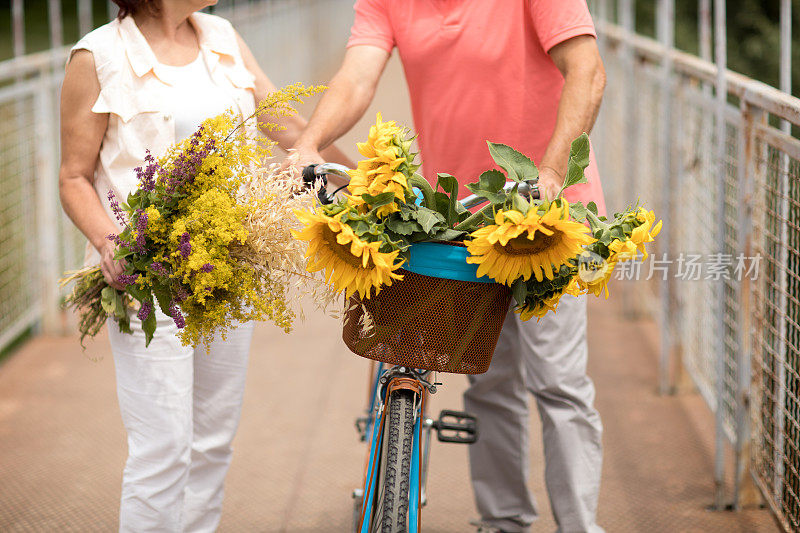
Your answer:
[70,19,124,74]
[192,12,237,37]
[73,19,123,55]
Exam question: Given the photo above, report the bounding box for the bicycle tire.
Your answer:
[371,389,416,533]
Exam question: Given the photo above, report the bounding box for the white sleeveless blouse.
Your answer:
[70,13,257,266]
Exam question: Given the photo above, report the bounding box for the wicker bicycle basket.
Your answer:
[342,243,512,374]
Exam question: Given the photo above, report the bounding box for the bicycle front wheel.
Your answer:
[372,388,416,533]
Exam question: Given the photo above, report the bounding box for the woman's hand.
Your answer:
[99,240,127,290]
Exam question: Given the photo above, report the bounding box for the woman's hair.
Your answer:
[112,0,160,19]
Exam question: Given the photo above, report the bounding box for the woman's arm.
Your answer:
[235,32,355,171]
[59,49,125,288]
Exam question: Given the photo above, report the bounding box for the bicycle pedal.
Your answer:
[433,409,479,444]
[355,416,368,442]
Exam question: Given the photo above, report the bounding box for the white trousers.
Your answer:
[108,312,254,533]
[464,295,604,533]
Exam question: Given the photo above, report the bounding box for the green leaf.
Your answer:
[478,169,506,192]
[433,192,451,219]
[511,278,527,306]
[152,284,172,316]
[361,191,396,208]
[429,228,467,242]
[101,286,117,315]
[125,284,149,303]
[113,292,126,319]
[415,207,446,233]
[117,315,132,335]
[436,173,461,226]
[351,220,372,236]
[126,192,140,210]
[562,133,591,191]
[587,201,598,215]
[510,192,530,213]
[570,202,589,223]
[386,216,420,236]
[142,305,157,347]
[465,170,508,204]
[609,225,626,241]
[486,142,539,182]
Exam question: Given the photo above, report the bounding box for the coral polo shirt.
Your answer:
[348,0,605,213]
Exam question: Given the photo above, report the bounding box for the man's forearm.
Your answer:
[296,74,380,155]
[294,45,389,156]
[539,67,605,176]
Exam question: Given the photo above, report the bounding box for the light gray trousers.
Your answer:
[464,295,604,533]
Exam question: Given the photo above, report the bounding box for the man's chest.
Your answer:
[389,0,531,68]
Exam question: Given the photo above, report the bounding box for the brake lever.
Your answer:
[301,164,331,205]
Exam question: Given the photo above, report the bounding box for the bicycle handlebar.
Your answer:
[302,163,539,207]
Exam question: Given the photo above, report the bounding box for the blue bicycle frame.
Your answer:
[357,363,426,533]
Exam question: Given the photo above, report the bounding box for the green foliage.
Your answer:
[486,142,539,182]
[632,0,798,98]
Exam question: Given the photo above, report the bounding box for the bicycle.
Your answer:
[302,163,537,533]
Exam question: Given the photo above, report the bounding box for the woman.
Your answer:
[58,1,351,530]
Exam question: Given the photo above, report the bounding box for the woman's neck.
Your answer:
[132,7,200,66]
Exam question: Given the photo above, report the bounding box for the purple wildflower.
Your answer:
[149,261,169,277]
[107,190,127,226]
[134,150,159,192]
[117,273,139,286]
[135,210,148,251]
[137,301,152,321]
[164,135,215,194]
[175,286,189,303]
[179,232,191,259]
[168,301,186,329]
[107,233,123,246]
[199,263,214,273]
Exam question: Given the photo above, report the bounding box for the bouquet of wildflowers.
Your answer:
[62,83,335,347]
[292,114,662,320]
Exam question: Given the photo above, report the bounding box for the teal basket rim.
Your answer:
[403,241,494,284]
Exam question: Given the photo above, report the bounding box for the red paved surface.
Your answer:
[0,290,779,532]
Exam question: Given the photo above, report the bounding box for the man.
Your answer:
[291,1,606,531]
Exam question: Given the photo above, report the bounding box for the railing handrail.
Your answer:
[0,46,72,80]
[599,21,800,127]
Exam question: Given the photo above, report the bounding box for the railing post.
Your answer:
[34,71,61,335]
[79,0,93,37]
[771,0,792,511]
[47,0,63,49]
[713,0,728,511]
[12,0,25,58]
[734,102,766,510]
[657,0,675,396]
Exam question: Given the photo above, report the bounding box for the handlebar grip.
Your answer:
[302,164,318,185]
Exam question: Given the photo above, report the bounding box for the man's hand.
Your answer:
[537,166,564,200]
[99,240,126,290]
[283,143,324,172]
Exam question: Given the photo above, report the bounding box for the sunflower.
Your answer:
[466,201,595,285]
[517,292,563,321]
[608,238,639,262]
[347,161,408,216]
[347,113,409,216]
[576,251,616,298]
[292,209,404,298]
[629,208,662,259]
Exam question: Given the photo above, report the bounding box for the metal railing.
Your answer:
[592,10,800,531]
[0,0,353,351]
